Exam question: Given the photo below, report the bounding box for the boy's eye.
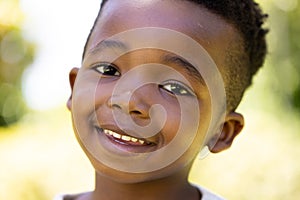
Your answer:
[160,81,194,96]
[93,63,120,76]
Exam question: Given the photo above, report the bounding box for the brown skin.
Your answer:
[67,0,244,199]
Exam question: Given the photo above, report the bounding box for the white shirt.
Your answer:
[196,185,225,200]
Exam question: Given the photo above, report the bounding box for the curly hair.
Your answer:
[83,0,268,111]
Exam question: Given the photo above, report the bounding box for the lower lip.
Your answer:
[96,127,157,154]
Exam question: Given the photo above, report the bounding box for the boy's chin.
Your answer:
[88,151,194,184]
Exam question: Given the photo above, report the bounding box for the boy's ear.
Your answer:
[66,68,79,111]
[208,112,244,153]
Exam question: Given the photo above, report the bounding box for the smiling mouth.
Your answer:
[96,127,156,146]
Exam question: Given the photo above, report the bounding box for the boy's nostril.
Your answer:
[111,103,122,110]
[111,103,144,116]
[130,110,143,115]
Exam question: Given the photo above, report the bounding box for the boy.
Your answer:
[60,0,268,199]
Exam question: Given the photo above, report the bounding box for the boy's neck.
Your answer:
[89,166,200,200]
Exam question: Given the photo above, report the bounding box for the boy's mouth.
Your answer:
[96,127,157,147]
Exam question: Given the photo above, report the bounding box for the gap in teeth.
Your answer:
[103,129,145,144]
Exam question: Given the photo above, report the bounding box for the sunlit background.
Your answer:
[0,0,299,199]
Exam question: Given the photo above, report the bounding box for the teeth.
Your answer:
[102,129,147,145]
[121,135,131,142]
[138,140,145,145]
[131,138,138,143]
[113,132,121,139]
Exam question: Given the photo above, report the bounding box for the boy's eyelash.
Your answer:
[91,64,194,96]
[92,63,121,76]
[160,80,195,96]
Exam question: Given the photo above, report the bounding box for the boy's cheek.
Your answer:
[71,75,101,123]
[72,71,110,109]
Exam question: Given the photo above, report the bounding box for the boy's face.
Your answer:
[68,0,244,183]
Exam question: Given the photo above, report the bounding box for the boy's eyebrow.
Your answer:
[89,39,128,55]
[88,40,205,86]
[162,54,206,86]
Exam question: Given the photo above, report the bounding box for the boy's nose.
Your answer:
[107,86,153,119]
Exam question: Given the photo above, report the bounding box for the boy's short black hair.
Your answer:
[83,0,268,112]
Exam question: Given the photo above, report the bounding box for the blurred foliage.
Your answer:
[0,0,35,126]
[265,0,300,114]
[285,1,300,111]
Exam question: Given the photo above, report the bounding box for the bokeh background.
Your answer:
[0,0,299,199]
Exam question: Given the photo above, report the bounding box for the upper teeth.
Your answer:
[103,129,146,145]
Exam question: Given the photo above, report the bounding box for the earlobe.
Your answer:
[67,68,79,111]
[208,112,244,153]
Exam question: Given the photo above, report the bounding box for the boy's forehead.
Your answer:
[87,0,239,68]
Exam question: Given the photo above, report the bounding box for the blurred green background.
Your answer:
[0,0,299,199]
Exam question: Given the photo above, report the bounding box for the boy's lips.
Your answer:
[95,126,158,148]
